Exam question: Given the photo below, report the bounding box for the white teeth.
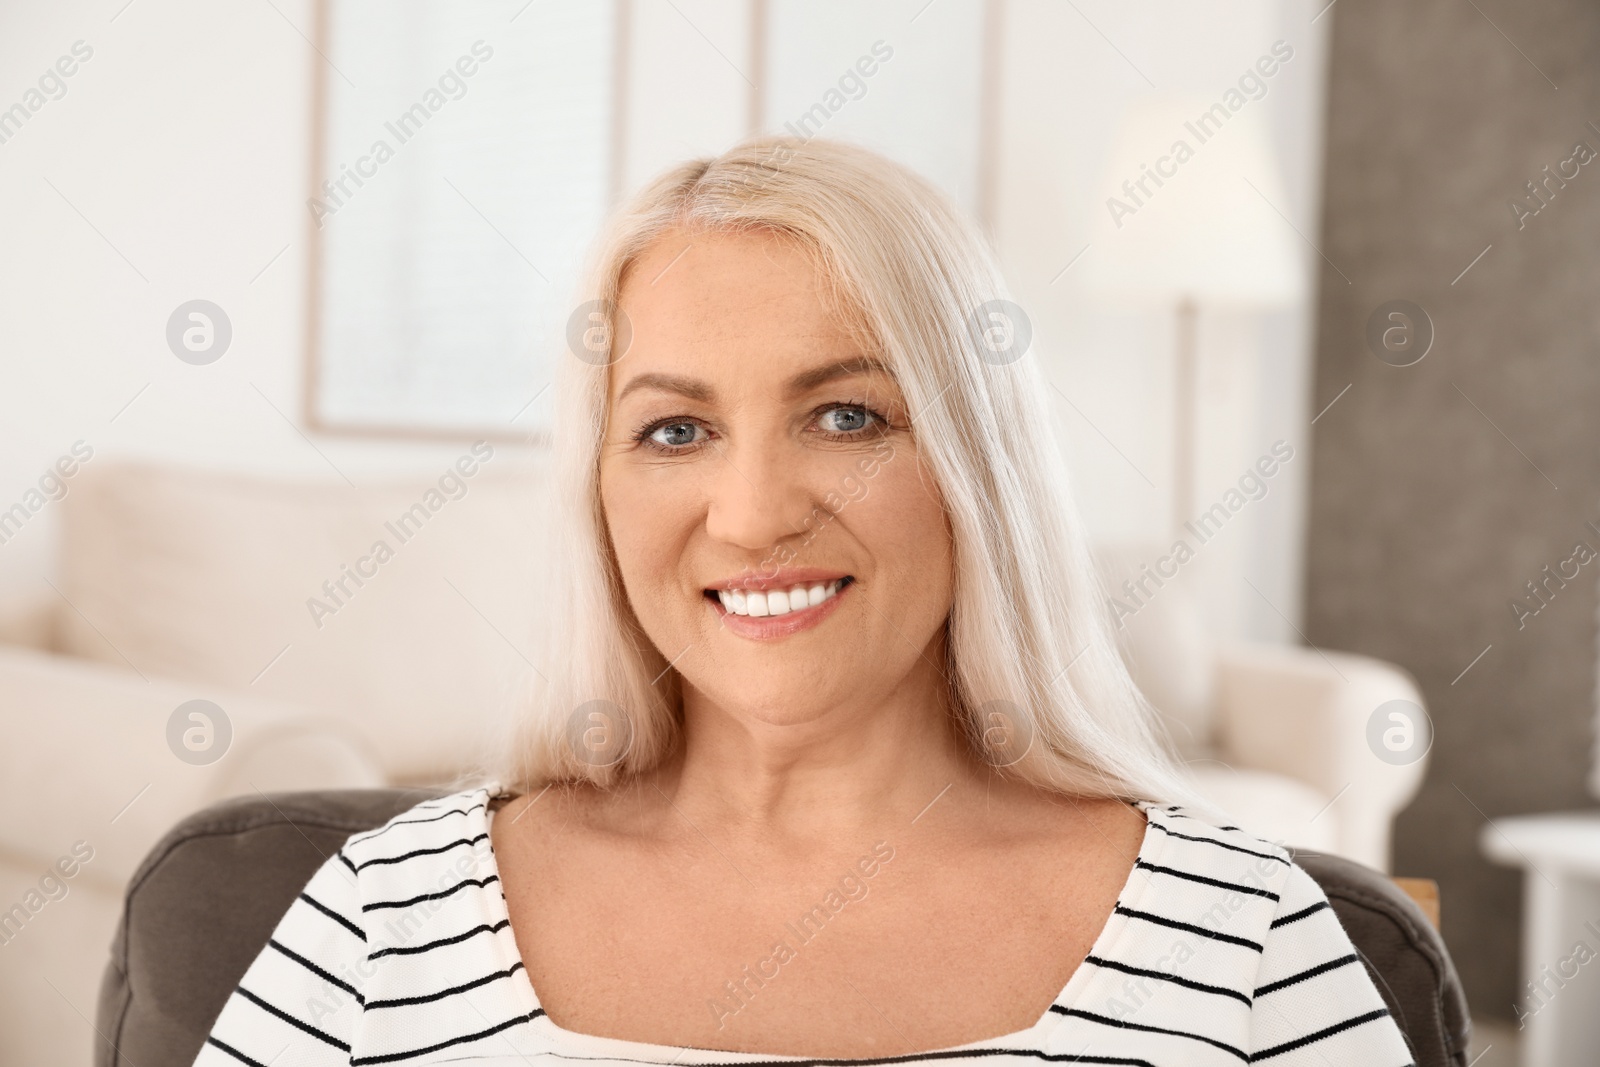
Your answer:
[715,579,845,617]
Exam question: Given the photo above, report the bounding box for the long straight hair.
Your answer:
[493,135,1199,808]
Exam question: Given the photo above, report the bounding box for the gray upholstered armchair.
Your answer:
[93,790,1472,1067]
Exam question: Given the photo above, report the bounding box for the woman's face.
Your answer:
[600,226,954,726]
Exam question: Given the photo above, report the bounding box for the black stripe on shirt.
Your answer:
[354,833,490,872]
[1081,954,1252,1006]
[408,793,483,814]
[1049,1006,1247,1061]
[366,962,525,1009]
[1164,809,1243,832]
[205,1035,272,1067]
[363,874,501,912]
[1144,819,1289,865]
[300,891,366,940]
[235,987,350,1052]
[368,918,511,959]
[1113,905,1264,952]
[1134,860,1281,901]
[347,802,488,846]
[1269,901,1329,929]
[268,938,364,1004]
[1248,1007,1391,1061]
[1254,953,1359,997]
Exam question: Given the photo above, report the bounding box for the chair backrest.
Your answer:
[93,790,1472,1067]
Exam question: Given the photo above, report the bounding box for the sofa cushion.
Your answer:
[0,644,382,887]
[57,459,546,783]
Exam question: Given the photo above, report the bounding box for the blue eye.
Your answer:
[648,421,704,447]
[818,406,874,434]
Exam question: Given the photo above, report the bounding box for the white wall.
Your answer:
[994,0,1330,641]
[0,0,1331,644]
[0,0,482,609]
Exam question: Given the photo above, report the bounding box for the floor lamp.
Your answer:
[1079,97,1306,533]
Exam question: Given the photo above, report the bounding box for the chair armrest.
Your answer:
[1213,641,1428,870]
[0,645,384,888]
[94,789,450,1067]
[1296,850,1470,1067]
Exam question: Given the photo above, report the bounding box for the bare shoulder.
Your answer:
[488,778,659,864]
[972,779,1149,882]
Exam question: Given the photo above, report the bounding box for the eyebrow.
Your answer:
[615,356,895,405]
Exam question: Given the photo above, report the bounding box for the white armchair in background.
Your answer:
[1097,543,1429,873]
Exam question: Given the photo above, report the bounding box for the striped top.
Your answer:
[194,785,1416,1066]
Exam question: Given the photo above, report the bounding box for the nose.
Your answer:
[703,438,820,556]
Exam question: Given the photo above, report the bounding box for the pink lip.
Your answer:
[705,566,851,593]
[708,579,852,641]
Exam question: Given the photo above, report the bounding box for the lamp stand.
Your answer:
[1173,297,1198,533]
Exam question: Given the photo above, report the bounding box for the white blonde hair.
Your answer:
[493,135,1198,807]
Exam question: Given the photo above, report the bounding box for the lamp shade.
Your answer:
[1079,94,1306,308]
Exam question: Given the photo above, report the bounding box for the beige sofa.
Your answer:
[0,459,1427,1066]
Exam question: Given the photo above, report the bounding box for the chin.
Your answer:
[687,673,846,726]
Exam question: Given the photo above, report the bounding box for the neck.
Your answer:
[646,638,987,846]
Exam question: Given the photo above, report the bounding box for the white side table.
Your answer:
[1481,812,1600,1067]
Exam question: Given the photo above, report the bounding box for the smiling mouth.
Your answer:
[704,576,854,618]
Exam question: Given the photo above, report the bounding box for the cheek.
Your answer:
[848,454,953,604]
[598,460,696,606]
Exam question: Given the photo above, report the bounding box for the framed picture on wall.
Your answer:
[302,0,989,441]
[304,0,623,441]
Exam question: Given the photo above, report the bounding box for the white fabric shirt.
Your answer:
[194,784,1417,1065]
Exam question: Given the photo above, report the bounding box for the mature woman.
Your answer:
[196,138,1410,1064]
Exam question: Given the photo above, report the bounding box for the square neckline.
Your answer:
[475,786,1161,1062]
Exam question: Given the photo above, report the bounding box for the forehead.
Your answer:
[611,227,868,391]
